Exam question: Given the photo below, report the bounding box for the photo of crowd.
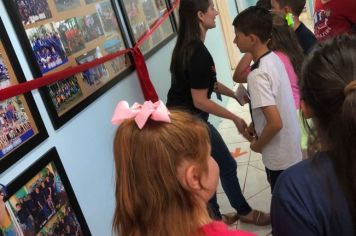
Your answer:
[54,0,81,12]
[6,162,79,235]
[26,23,68,74]
[54,18,86,55]
[96,1,120,34]
[77,13,104,43]
[0,56,10,91]
[15,0,52,25]
[0,97,34,158]
[48,76,83,113]
[76,47,109,86]
[36,204,84,236]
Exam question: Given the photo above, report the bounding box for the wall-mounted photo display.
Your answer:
[0,18,48,174]
[118,0,177,58]
[3,0,134,129]
[1,147,91,236]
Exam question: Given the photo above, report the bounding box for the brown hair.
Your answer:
[269,13,304,81]
[300,35,356,229]
[112,110,211,236]
[275,0,306,16]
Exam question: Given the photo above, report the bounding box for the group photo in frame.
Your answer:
[3,0,134,129]
[0,18,48,174]
[118,0,177,57]
[1,147,91,236]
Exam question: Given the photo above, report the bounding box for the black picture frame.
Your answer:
[3,0,135,129]
[2,147,91,236]
[0,18,48,174]
[118,0,177,59]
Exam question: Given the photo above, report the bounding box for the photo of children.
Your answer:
[0,56,10,89]
[15,0,52,25]
[96,1,120,34]
[54,18,86,56]
[0,97,35,159]
[77,13,104,43]
[36,204,83,236]
[48,76,83,114]
[6,162,84,235]
[26,23,68,74]
[54,0,81,12]
[76,47,109,87]
[103,37,128,75]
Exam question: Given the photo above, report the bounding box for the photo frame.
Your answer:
[118,0,177,58]
[3,0,134,129]
[0,18,48,174]
[1,147,91,236]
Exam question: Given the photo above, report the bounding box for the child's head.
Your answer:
[271,0,306,17]
[256,0,272,10]
[300,34,356,228]
[112,108,219,235]
[232,6,272,53]
[268,13,304,78]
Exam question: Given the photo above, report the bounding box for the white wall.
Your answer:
[0,2,234,235]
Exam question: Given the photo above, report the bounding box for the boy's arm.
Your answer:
[250,105,283,153]
[233,53,253,83]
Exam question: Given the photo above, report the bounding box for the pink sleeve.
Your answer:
[274,51,300,109]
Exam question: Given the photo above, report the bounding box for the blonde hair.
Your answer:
[113,110,211,236]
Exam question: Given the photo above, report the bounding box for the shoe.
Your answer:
[239,209,270,226]
[221,212,239,225]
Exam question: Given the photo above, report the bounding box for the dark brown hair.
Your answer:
[268,13,304,81]
[275,0,306,16]
[300,34,356,229]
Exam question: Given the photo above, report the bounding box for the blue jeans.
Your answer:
[207,123,252,218]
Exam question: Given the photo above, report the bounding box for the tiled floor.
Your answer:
[215,95,272,236]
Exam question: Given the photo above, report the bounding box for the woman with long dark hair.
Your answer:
[271,35,356,235]
[166,0,270,226]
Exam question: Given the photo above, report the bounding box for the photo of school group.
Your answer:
[6,162,85,236]
[26,23,68,74]
[15,0,52,25]
[0,97,34,159]
[48,76,83,113]
[76,47,109,87]
[121,0,174,55]
[7,0,132,122]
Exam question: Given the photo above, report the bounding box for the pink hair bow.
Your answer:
[111,100,171,129]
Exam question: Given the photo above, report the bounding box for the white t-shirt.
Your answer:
[248,51,302,170]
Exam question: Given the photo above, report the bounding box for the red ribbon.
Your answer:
[0,0,180,102]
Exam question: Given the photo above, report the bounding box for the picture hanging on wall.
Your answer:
[0,18,48,174]
[3,0,134,129]
[118,0,177,58]
[1,147,91,236]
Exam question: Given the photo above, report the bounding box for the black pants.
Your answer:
[265,167,283,193]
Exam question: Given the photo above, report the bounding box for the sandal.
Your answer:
[221,212,239,225]
[239,209,270,226]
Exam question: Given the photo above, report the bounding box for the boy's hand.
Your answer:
[250,138,262,153]
[233,117,248,134]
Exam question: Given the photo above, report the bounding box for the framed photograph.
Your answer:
[3,0,134,129]
[0,18,48,174]
[2,147,91,236]
[118,0,177,58]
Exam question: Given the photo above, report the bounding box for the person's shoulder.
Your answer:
[275,152,332,192]
[296,23,316,38]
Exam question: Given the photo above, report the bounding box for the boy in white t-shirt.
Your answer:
[232,6,302,191]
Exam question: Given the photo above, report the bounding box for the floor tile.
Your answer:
[249,160,265,172]
[250,150,262,162]
[227,142,251,164]
[243,166,269,199]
